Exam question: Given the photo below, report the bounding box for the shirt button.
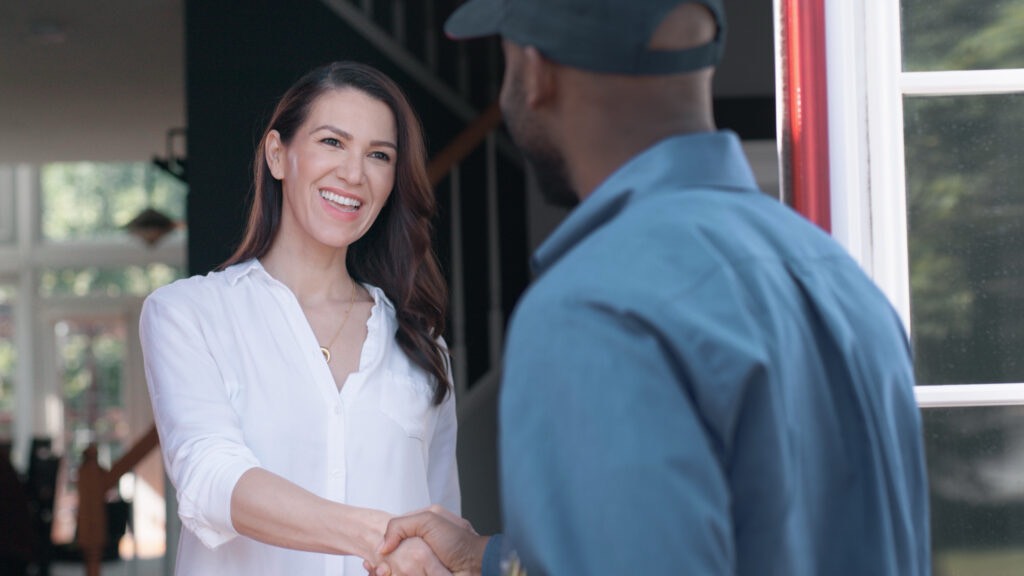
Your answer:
[334,404,342,415]
[332,469,344,479]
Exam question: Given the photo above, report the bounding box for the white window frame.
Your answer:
[825,1,1024,407]
[0,167,14,244]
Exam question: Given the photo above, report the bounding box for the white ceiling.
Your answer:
[0,0,185,164]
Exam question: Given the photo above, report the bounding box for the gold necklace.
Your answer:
[319,281,358,363]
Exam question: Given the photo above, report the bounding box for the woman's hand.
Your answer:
[365,536,454,576]
[364,505,487,576]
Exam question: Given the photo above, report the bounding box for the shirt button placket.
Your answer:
[328,400,347,500]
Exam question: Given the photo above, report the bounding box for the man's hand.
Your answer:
[366,505,490,576]
[368,536,454,576]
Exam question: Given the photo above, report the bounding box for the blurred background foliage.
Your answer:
[901,1,1024,573]
[41,162,186,242]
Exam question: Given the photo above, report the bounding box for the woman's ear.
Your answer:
[264,130,285,180]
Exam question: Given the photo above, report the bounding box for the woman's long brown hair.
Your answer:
[221,61,451,404]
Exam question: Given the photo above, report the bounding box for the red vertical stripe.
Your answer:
[785,0,831,231]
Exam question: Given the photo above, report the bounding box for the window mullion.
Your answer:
[916,383,1024,408]
[864,0,912,332]
[823,0,871,268]
[13,168,36,469]
[902,69,1024,96]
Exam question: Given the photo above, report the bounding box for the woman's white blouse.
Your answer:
[139,259,460,576]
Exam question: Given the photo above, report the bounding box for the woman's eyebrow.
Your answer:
[312,124,397,149]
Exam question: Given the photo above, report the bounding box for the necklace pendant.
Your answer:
[317,281,357,366]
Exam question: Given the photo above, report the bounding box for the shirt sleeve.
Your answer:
[483,532,507,573]
[140,291,261,549]
[427,344,461,514]
[499,297,734,575]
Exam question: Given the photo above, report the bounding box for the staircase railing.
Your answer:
[75,425,159,576]
[428,101,502,186]
[320,0,482,122]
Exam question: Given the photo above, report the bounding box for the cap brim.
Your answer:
[444,0,504,40]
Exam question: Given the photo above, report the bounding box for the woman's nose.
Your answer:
[336,152,364,184]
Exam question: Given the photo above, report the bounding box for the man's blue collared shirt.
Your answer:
[490,131,930,575]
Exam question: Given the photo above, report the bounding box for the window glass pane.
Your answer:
[926,406,1024,573]
[40,162,186,243]
[38,264,183,298]
[901,0,1024,72]
[56,316,127,464]
[51,313,128,547]
[0,284,15,440]
[904,94,1024,385]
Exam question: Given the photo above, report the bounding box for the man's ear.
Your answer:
[521,45,558,109]
[264,130,285,180]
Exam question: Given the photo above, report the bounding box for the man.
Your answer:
[375,0,931,574]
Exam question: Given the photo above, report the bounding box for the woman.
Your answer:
[140,61,458,575]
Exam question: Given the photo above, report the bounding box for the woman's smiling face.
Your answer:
[266,87,397,252]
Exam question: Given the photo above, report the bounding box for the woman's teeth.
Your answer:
[320,190,361,211]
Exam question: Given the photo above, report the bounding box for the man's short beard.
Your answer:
[501,70,578,208]
[523,145,577,209]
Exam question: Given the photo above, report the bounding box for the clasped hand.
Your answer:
[364,505,487,576]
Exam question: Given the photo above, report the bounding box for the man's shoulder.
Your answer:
[542,186,803,288]
[523,182,892,340]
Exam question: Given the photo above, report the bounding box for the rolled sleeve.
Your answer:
[141,290,261,549]
[481,534,507,576]
[175,456,258,548]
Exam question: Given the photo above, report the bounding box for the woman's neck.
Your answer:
[261,240,353,305]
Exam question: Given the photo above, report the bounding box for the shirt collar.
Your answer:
[531,130,759,274]
[223,258,265,285]
[222,258,395,314]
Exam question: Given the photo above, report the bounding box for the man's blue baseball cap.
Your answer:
[444,0,726,75]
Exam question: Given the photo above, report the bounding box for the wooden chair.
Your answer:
[0,443,36,575]
[52,498,132,563]
[24,451,62,576]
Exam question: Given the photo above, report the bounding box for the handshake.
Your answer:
[363,506,492,576]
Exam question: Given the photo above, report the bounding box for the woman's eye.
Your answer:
[369,150,392,162]
[321,137,341,147]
